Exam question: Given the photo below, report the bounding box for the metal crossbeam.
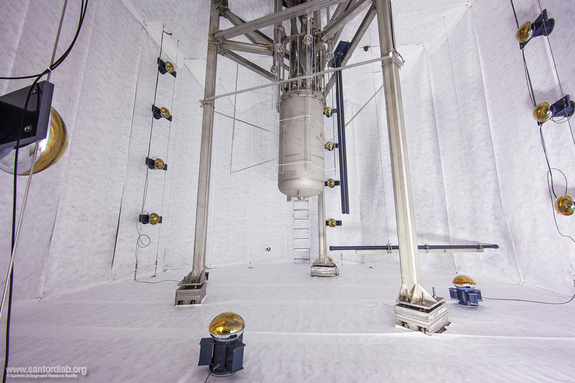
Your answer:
[221,10,274,45]
[321,0,370,41]
[219,48,273,80]
[215,0,351,41]
[221,39,273,55]
[324,3,376,96]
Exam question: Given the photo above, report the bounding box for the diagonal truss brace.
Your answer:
[324,3,376,96]
[215,0,351,41]
[218,47,274,80]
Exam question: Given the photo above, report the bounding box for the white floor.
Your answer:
[4,262,575,382]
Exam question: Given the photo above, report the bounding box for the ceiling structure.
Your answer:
[122,0,473,89]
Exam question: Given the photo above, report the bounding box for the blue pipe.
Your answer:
[334,53,349,214]
[329,244,499,251]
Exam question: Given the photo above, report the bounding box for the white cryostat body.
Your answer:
[278,89,326,198]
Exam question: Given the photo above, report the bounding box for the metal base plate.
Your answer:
[311,265,339,277]
[175,283,206,305]
[395,300,450,335]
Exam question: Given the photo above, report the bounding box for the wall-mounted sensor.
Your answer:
[152,105,172,121]
[145,157,168,171]
[158,58,177,77]
[139,213,162,225]
[326,219,342,227]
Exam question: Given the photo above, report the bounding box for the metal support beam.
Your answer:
[183,0,221,288]
[221,9,274,45]
[221,39,273,56]
[324,3,375,96]
[374,0,434,306]
[328,0,352,24]
[219,48,274,80]
[311,192,338,276]
[321,0,370,41]
[215,0,351,41]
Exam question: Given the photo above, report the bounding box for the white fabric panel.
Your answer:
[0,0,97,299]
[471,0,575,292]
[41,1,144,295]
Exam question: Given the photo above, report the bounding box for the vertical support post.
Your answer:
[189,0,221,283]
[317,192,327,263]
[311,191,338,276]
[374,0,434,304]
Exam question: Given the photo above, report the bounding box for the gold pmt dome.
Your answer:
[154,158,165,170]
[165,61,175,73]
[533,102,551,122]
[209,312,245,339]
[453,275,476,287]
[160,107,171,119]
[516,21,533,43]
[555,195,574,216]
[148,213,160,225]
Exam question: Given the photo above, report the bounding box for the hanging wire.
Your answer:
[153,39,180,276]
[511,0,575,273]
[483,292,575,305]
[546,168,575,244]
[134,26,170,279]
[367,27,390,243]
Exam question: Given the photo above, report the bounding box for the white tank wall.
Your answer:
[1,0,575,299]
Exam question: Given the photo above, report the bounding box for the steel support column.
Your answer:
[374,0,434,305]
[311,191,338,276]
[178,0,221,298]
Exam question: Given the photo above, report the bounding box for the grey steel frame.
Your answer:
[180,0,445,321]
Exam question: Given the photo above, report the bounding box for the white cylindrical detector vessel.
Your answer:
[278,89,325,198]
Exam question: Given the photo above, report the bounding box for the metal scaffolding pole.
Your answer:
[374,0,448,333]
[311,191,338,276]
[374,0,436,305]
[175,0,220,304]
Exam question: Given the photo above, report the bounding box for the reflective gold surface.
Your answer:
[25,108,68,174]
[160,107,171,119]
[453,275,476,286]
[327,219,337,227]
[209,312,245,339]
[326,179,335,188]
[555,195,574,216]
[165,61,175,73]
[324,142,334,151]
[154,158,165,170]
[149,213,160,225]
[324,107,332,117]
[533,102,551,122]
[516,21,532,42]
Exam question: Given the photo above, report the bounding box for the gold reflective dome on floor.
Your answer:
[209,312,245,339]
[452,275,476,287]
[0,108,68,175]
[516,21,532,43]
[555,195,574,216]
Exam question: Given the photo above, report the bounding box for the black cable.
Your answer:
[522,50,536,107]
[0,0,88,81]
[483,293,575,305]
[3,76,42,383]
[510,0,520,29]
[1,3,89,382]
